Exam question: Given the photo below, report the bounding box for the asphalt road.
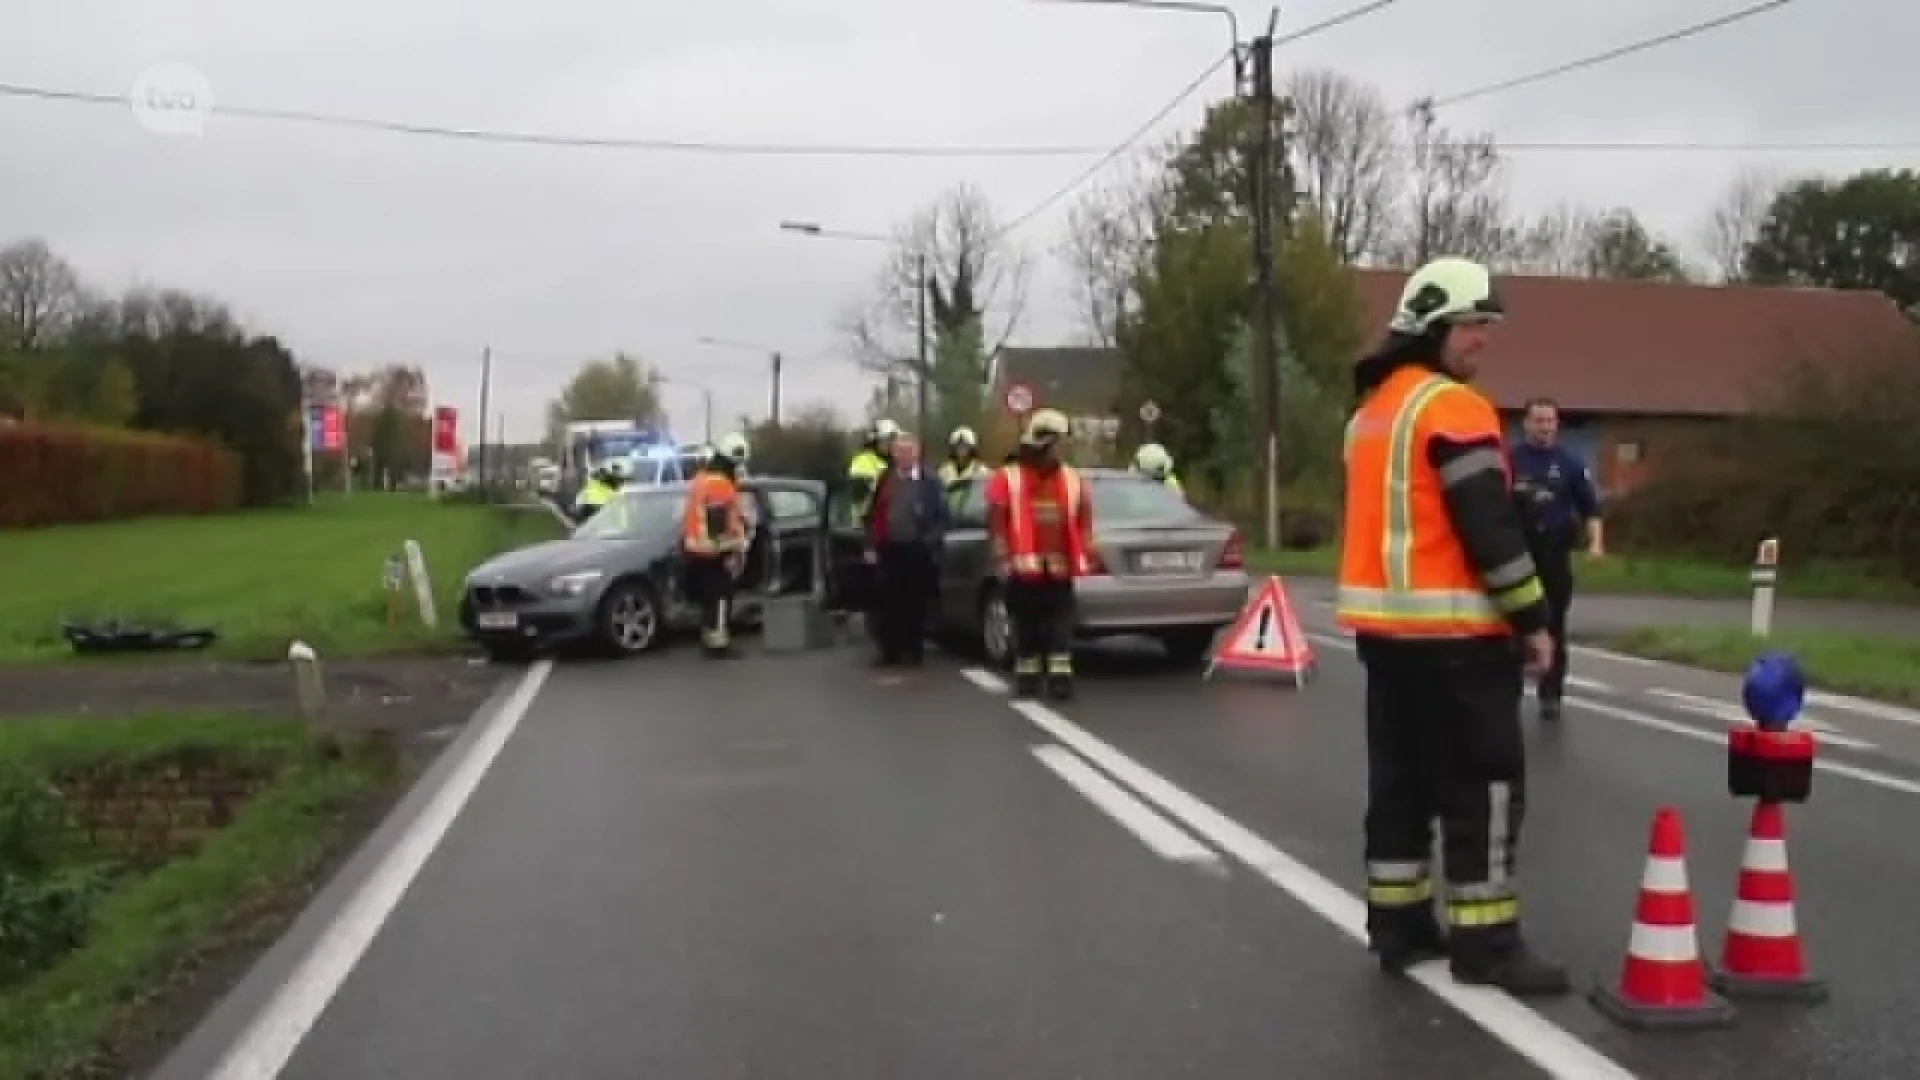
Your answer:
[158,599,1920,1080]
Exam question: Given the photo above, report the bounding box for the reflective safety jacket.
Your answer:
[1133,467,1183,495]
[682,471,747,556]
[575,476,614,512]
[1336,365,1548,638]
[986,462,1094,579]
[938,457,985,489]
[847,448,886,519]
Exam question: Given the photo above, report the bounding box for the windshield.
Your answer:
[573,489,686,540]
[1090,475,1199,524]
[626,456,683,485]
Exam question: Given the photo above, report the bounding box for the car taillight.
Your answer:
[1219,530,1244,569]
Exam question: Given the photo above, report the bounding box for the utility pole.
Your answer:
[770,351,784,427]
[1248,9,1288,551]
[914,253,931,445]
[475,346,493,499]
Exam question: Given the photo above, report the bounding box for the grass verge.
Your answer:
[0,711,404,1078]
[1248,545,1919,604]
[1605,626,1920,707]
[0,494,563,664]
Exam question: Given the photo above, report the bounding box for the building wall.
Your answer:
[1499,411,1726,498]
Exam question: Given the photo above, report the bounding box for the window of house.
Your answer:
[1616,440,1643,464]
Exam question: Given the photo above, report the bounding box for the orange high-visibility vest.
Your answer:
[1337,365,1509,637]
[682,471,746,555]
[986,463,1094,578]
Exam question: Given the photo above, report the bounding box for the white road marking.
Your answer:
[960,667,1009,693]
[1567,694,1920,796]
[1307,632,1355,652]
[208,658,557,1079]
[1807,690,1920,728]
[1564,675,1612,694]
[1645,688,1878,752]
[1029,744,1225,871]
[1571,644,1657,668]
[989,693,1639,1080]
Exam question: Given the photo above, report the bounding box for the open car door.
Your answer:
[821,481,876,613]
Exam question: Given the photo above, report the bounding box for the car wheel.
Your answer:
[597,580,663,656]
[1158,627,1218,668]
[978,584,1014,671]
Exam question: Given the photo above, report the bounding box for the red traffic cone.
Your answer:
[1591,807,1735,1029]
[1711,801,1828,1002]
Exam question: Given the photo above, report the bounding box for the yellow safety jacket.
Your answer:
[847,448,886,519]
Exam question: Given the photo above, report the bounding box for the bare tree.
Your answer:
[1511,203,1600,276]
[1285,69,1402,263]
[843,184,1033,381]
[1696,166,1787,283]
[1388,102,1515,267]
[0,238,84,350]
[1057,153,1169,347]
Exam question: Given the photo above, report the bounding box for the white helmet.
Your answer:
[1389,257,1506,334]
[1134,442,1172,476]
[719,431,750,463]
[948,425,978,450]
[869,418,902,443]
[1021,408,1071,447]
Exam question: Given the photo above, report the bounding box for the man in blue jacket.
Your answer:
[1510,398,1607,720]
[863,437,950,667]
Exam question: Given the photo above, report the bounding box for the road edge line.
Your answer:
[1029,744,1225,871]
[205,656,556,1079]
[1003,696,1639,1080]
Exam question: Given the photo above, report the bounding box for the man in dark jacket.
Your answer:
[864,436,949,666]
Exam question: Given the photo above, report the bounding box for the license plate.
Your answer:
[1136,550,1201,573]
[476,611,519,630]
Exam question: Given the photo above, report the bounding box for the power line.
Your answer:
[998,48,1236,236]
[1500,139,1920,153]
[0,80,1118,159]
[1273,0,1402,46]
[1427,0,1799,109]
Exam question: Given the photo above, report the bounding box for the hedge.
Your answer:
[0,424,242,527]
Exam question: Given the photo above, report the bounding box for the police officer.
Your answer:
[847,419,900,520]
[1510,398,1605,721]
[1131,443,1183,494]
[572,465,616,522]
[1337,257,1566,996]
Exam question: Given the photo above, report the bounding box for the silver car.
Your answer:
[827,468,1251,667]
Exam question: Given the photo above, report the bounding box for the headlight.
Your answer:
[548,569,606,597]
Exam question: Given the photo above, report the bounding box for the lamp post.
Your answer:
[779,220,931,445]
[698,336,785,427]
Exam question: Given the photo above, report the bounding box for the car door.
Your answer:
[938,476,992,628]
[820,482,875,613]
[757,482,826,596]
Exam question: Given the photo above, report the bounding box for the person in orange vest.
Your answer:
[985,408,1094,701]
[1338,256,1565,997]
[680,447,749,657]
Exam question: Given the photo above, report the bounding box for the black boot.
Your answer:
[1046,674,1074,702]
[1538,697,1563,721]
[1368,909,1447,974]
[1448,927,1570,997]
[1013,668,1042,698]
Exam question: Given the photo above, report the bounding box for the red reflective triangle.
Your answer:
[1212,576,1314,673]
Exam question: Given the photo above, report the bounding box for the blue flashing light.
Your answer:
[1742,651,1806,732]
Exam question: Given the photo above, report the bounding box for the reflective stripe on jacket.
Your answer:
[986,463,1093,578]
[682,471,746,555]
[1336,367,1511,637]
[938,458,984,487]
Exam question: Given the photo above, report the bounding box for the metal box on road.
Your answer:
[761,594,836,652]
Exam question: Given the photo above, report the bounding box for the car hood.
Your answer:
[466,538,636,583]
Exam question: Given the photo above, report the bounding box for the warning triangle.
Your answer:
[1205,576,1314,685]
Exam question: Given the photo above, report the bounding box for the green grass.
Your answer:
[1606,626,1920,707]
[0,494,563,664]
[1248,545,1920,604]
[0,711,400,1078]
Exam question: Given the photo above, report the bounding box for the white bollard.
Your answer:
[288,639,328,731]
[404,538,438,628]
[1749,537,1779,638]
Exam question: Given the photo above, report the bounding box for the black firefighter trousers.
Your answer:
[1533,541,1575,702]
[1005,575,1075,688]
[684,555,736,653]
[1357,633,1528,960]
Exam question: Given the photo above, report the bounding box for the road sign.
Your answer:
[1004,382,1035,414]
[1139,400,1162,425]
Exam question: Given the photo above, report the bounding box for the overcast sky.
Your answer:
[1,0,1910,443]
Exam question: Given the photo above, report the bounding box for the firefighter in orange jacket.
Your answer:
[985,408,1093,701]
[681,447,749,656]
[1339,257,1565,996]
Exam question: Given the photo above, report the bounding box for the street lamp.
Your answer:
[697,336,785,427]
[780,219,932,444]
[1031,0,1244,80]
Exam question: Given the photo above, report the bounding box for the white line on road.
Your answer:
[1565,675,1612,694]
[960,667,1008,693]
[989,692,1638,1080]
[1571,644,1657,668]
[1029,744,1225,871]
[1567,694,1920,796]
[1645,688,1879,752]
[1308,632,1355,652]
[208,657,557,1080]
[1807,690,1920,728]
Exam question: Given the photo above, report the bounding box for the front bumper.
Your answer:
[459,583,599,649]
